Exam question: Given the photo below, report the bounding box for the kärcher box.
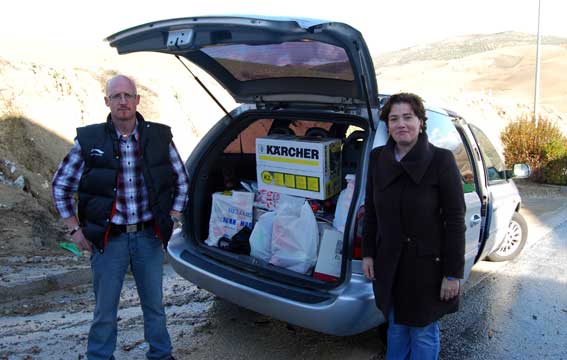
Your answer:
[256,135,341,200]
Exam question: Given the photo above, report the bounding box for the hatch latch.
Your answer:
[167,30,194,50]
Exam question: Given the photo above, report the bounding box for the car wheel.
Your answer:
[487,212,528,262]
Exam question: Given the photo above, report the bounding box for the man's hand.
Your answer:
[63,216,91,254]
[71,229,92,254]
[440,277,460,301]
[362,257,375,280]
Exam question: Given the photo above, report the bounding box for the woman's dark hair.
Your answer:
[379,93,428,130]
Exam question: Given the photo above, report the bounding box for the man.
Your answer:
[52,75,188,360]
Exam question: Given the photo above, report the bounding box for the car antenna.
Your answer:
[175,55,234,121]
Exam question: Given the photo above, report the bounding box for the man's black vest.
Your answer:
[76,113,176,252]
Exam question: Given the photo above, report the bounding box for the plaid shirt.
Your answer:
[52,124,188,225]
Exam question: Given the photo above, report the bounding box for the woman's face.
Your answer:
[387,102,423,147]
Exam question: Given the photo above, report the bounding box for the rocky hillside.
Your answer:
[374,32,567,66]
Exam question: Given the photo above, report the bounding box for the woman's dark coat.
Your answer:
[362,134,466,327]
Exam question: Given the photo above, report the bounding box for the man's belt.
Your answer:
[110,220,154,234]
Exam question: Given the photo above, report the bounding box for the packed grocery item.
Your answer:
[256,135,342,200]
[333,174,355,232]
[205,191,254,247]
[249,211,276,262]
[313,228,343,282]
[270,200,319,274]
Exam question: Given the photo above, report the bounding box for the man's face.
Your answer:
[104,77,140,124]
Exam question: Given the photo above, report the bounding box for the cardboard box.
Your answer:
[256,135,341,200]
[313,228,343,282]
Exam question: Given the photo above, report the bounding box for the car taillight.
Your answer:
[352,205,365,259]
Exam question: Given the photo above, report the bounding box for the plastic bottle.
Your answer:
[333,174,355,232]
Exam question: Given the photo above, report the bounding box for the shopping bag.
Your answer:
[205,191,254,247]
[270,201,319,274]
[249,211,276,262]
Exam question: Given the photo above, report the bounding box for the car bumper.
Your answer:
[167,232,384,336]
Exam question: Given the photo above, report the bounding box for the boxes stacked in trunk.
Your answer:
[205,135,352,282]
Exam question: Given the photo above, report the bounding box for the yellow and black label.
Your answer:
[261,171,273,184]
[284,174,295,188]
[307,177,319,192]
[261,170,320,192]
[274,172,284,186]
[296,176,307,190]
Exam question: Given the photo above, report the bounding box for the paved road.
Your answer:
[440,219,567,359]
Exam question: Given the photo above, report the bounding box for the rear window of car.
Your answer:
[202,41,354,81]
[224,119,335,154]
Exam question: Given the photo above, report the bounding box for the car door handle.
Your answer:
[470,214,481,227]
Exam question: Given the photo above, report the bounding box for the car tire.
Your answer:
[487,212,528,262]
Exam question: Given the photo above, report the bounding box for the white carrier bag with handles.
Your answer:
[205,191,254,247]
[249,211,276,262]
[270,198,319,274]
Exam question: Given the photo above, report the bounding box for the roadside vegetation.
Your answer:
[501,113,567,185]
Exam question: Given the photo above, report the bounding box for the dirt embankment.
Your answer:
[0,116,70,256]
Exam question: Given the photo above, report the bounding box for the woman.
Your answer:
[362,93,465,359]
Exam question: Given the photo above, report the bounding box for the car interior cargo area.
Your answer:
[187,114,368,289]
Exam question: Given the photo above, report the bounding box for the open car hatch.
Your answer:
[106,16,378,107]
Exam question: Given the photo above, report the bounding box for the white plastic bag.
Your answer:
[270,201,319,274]
[333,174,355,232]
[205,191,254,247]
[249,211,276,262]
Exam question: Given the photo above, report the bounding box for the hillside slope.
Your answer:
[374,31,567,66]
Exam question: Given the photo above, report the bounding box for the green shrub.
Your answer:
[542,156,567,185]
[501,114,567,184]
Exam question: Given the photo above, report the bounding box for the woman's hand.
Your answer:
[440,277,460,301]
[362,257,375,280]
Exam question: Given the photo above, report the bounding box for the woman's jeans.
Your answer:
[86,229,172,360]
[386,308,440,360]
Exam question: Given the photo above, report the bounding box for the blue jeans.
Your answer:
[87,229,172,360]
[386,308,440,360]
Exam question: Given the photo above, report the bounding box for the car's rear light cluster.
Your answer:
[352,205,365,259]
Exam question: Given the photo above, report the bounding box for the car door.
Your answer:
[468,124,521,256]
[426,110,482,281]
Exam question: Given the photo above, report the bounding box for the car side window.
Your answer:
[468,124,507,184]
[426,111,476,193]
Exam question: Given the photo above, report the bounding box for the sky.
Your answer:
[1,0,566,58]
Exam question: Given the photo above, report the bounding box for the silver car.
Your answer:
[107,16,529,336]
